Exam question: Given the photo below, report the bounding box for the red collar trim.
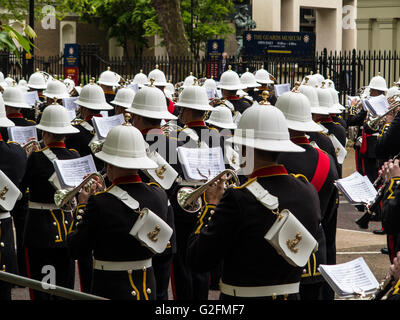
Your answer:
[0,133,2,141]
[85,114,103,122]
[317,116,333,123]
[7,113,23,119]
[47,141,66,148]
[186,121,206,128]
[290,136,310,145]
[226,95,239,101]
[112,175,142,185]
[140,127,163,136]
[250,165,288,179]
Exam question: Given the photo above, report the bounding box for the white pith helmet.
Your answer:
[110,87,136,109]
[3,85,31,109]
[299,77,329,115]
[0,95,14,127]
[203,77,217,92]
[17,79,29,92]
[27,70,47,90]
[175,85,214,111]
[4,75,14,87]
[74,81,113,110]
[217,66,247,91]
[126,84,177,120]
[327,82,345,111]
[181,72,198,88]
[313,70,325,86]
[146,65,168,87]
[132,70,148,88]
[227,103,304,153]
[97,67,121,87]
[206,106,237,129]
[275,84,322,132]
[387,83,400,99]
[316,82,342,114]
[240,68,261,88]
[36,103,80,134]
[368,73,388,92]
[254,67,274,85]
[43,79,70,99]
[95,120,158,169]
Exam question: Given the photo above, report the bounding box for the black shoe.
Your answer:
[381,247,389,255]
[355,205,365,212]
[373,229,385,235]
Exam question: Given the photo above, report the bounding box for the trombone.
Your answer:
[365,100,400,131]
[177,169,240,213]
[54,172,107,211]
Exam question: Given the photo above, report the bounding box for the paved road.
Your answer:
[11,147,390,300]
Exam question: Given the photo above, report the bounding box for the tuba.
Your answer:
[54,172,107,211]
[177,169,240,213]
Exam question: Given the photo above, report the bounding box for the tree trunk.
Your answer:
[151,0,191,57]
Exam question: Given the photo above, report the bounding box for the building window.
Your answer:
[300,8,315,33]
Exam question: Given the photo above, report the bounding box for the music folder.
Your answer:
[334,171,377,205]
[319,257,379,299]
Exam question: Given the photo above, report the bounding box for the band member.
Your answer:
[168,85,218,300]
[97,67,120,106]
[147,66,179,118]
[110,87,135,116]
[0,96,27,300]
[239,68,261,104]
[126,84,179,300]
[0,85,36,141]
[276,87,339,300]
[187,104,320,300]
[65,81,114,171]
[213,66,251,116]
[253,66,277,105]
[21,103,80,300]
[25,70,48,122]
[68,121,173,300]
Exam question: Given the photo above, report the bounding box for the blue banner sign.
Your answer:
[243,31,314,57]
[64,43,79,67]
[206,39,225,61]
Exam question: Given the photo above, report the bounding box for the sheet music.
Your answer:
[7,126,38,146]
[206,89,216,99]
[62,97,79,111]
[368,94,389,116]
[53,155,97,189]
[274,83,291,97]
[128,83,139,93]
[67,109,76,121]
[329,134,347,164]
[335,171,377,204]
[319,257,379,298]
[177,147,225,182]
[100,111,109,118]
[92,113,124,139]
[25,91,40,106]
[216,89,222,99]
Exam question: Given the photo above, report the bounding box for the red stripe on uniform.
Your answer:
[310,149,330,192]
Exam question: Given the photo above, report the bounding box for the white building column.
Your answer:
[253,0,281,31]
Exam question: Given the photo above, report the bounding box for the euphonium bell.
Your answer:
[54,172,107,211]
[176,169,240,213]
[90,139,104,154]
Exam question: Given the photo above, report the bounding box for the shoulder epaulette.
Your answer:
[94,184,114,196]
[7,140,20,145]
[147,181,161,189]
[233,177,256,189]
[290,173,309,183]
[27,119,37,124]
[320,132,329,137]
[207,126,219,132]
[69,148,79,153]
[333,122,341,126]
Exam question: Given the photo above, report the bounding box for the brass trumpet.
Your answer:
[366,101,400,131]
[23,139,41,154]
[177,169,240,213]
[54,172,107,210]
[161,121,183,137]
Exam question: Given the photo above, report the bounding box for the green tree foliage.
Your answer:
[180,0,235,58]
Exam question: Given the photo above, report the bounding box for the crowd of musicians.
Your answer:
[0,62,400,301]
